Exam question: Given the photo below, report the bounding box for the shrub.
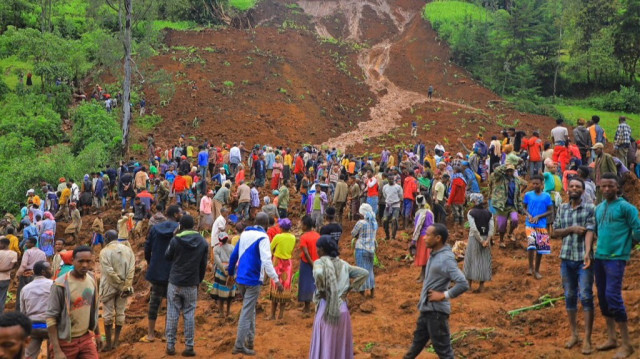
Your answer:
[71,101,121,155]
[0,93,62,148]
[587,86,640,113]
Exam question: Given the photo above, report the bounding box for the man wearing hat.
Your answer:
[489,164,524,248]
[592,143,617,203]
[26,189,41,209]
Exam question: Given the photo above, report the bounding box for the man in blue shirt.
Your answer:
[523,175,553,280]
[197,146,209,179]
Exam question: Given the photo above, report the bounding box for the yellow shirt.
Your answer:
[30,195,41,207]
[284,154,293,167]
[187,146,194,157]
[270,232,296,260]
[6,234,20,255]
[59,188,71,205]
[231,235,240,246]
[388,155,395,168]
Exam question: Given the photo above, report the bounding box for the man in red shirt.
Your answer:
[446,167,467,226]
[402,170,418,228]
[172,172,188,207]
[524,131,543,177]
[365,170,379,216]
[293,151,305,192]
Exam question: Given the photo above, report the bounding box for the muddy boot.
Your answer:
[383,218,390,240]
[391,219,398,240]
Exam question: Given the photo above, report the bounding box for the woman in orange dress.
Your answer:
[411,195,434,282]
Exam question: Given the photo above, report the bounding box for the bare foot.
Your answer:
[581,341,593,355]
[613,345,634,358]
[565,335,580,349]
[596,340,617,351]
[101,345,113,353]
[534,272,543,280]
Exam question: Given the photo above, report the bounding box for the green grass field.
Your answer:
[229,0,257,11]
[423,0,487,40]
[0,56,41,89]
[555,104,640,139]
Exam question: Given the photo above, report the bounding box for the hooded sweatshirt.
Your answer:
[144,221,179,284]
[164,230,209,287]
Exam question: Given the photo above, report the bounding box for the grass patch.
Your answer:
[229,0,257,11]
[555,105,640,139]
[134,114,163,131]
[423,1,487,41]
[0,56,41,89]
[145,20,201,31]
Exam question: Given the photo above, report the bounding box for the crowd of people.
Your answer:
[0,115,638,359]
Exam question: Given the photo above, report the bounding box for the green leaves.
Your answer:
[70,101,121,155]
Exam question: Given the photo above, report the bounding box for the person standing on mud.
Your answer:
[404,224,469,359]
[589,173,639,359]
[141,205,181,343]
[99,230,135,352]
[523,175,554,279]
[428,85,434,99]
[227,212,283,356]
[551,178,596,355]
[163,215,208,357]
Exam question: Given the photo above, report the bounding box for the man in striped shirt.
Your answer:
[614,117,632,167]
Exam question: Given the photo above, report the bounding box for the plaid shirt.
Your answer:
[614,123,631,146]
[352,219,377,253]
[553,202,596,261]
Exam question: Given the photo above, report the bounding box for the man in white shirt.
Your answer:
[229,143,242,177]
[211,207,229,248]
[20,260,53,359]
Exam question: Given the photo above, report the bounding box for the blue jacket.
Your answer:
[227,226,279,286]
[197,150,209,167]
[144,220,179,284]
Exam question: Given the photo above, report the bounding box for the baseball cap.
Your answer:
[591,143,604,150]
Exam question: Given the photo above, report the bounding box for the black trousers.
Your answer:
[404,311,454,359]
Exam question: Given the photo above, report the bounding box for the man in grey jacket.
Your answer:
[404,223,469,359]
[382,176,403,240]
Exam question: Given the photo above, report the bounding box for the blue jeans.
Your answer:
[594,259,627,322]
[560,260,594,311]
[528,161,542,177]
[367,196,378,215]
[121,196,133,210]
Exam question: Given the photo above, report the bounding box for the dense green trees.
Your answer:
[425,0,640,97]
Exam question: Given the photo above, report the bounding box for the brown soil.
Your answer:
[78,0,640,357]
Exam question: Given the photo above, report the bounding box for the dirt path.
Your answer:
[299,0,479,151]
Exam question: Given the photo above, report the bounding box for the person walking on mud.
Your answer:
[428,84,434,99]
[164,214,209,357]
[551,178,596,355]
[589,173,639,359]
[404,224,469,359]
[141,205,181,344]
[227,212,283,356]
[523,175,554,279]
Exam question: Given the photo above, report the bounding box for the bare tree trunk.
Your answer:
[121,0,132,154]
[552,27,562,98]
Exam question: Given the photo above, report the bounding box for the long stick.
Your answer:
[508,295,564,317]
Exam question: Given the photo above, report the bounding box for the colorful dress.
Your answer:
[210,243,237,301]
[412,208,434,267]
[270,232,296,303]
[464,207,494,281]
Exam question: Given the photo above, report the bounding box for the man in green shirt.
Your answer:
[277,180,290,219]
[589,173,640,359]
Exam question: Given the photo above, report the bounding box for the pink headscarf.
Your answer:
[44,211,55,221]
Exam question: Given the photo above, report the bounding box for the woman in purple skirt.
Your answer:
[309,236,368,359]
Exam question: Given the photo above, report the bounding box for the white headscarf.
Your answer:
[358,203,378,231]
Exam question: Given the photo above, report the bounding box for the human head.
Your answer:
[591,142,604,156]
[469,193,484,207]
[591,115,600,124]
[218,232,229,244]
[301,215,313,231]
[577,166,590,179]
[0,239,9,250]
[167,205,182,221]
[33,261,52,278]
[425,224,448,248]
[325,207,336,221]
[599,173,619,201]
[54,239,65,253]
[25,237,37,249]
[278,218,292,231]
[179,215,195,230]
[576,118,585,126]
[530,174,544,193]
[556,118,564,125]
[507,127,516,136]
[568,178,585,201]
[220,207,229,219]
[72,246,93,277]
[104,230,118,244]
[316,235,339,258]
[255,212,269,228]
[0,311,31,359]
[619,116,626,124]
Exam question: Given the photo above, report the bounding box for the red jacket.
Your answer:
[447,177,466,205]
[403,176,418,200]
[293,156,305,174]
[173,176,187,192]
[525,136,543,162]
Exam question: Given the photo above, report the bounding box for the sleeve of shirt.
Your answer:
[100,251,124,288]
[625,204,640,242]
[553,205,563,230]
[351,221,362,238]
[227,243,239,276]
[585,206,596,232]
[445,255,469,299]
[259,238,280,282]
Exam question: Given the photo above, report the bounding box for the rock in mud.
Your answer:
[370,346,389,358]
[359,302,375,313]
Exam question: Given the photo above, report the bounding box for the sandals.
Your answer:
[139,335,155,343]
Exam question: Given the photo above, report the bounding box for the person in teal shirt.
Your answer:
[588,173,639,359]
